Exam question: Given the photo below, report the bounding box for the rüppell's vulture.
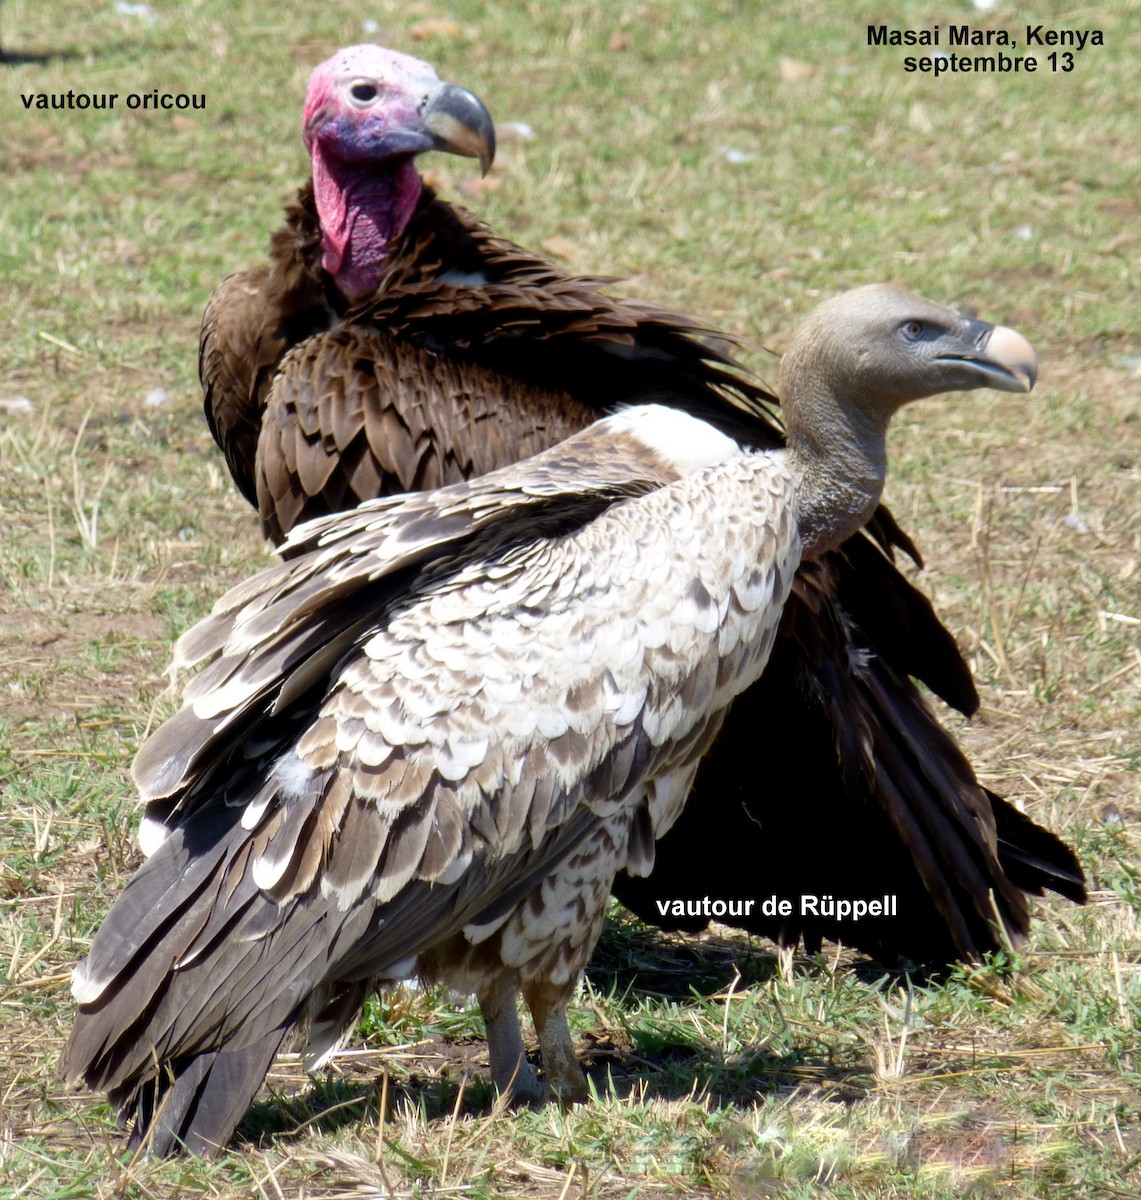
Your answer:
[67,288,1049,1156]
[198,43,1084,965]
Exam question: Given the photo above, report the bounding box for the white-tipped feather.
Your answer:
[70,961,110,1006]
[252,849,295,892]
[436,736,490,781]
[241,788,277,831]
[138,812,173,857]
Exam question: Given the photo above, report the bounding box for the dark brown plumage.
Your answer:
[198,44,1083,968]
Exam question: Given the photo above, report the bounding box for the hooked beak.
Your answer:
[422,82,496,175]
[938,318,1038,393]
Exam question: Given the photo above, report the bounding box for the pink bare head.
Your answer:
[301,44,495,298]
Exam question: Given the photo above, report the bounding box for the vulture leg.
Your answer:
[523,979,588,1105]
[479,974,543,1103]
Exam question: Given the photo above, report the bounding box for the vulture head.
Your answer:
[781,285,1037,557]
[302,44,496,298]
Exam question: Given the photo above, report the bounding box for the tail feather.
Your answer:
[62,750,592,1154]
[120,1031,289,1157]
[61,799,317,1155]
[990,790,1087,903]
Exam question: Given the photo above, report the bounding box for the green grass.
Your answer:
[1,0,1139,1196]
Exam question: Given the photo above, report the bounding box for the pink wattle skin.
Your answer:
[311,143,424,300]
[302,45,442,300]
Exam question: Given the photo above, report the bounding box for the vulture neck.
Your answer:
[311,147,423,300]
[783,372,893,562]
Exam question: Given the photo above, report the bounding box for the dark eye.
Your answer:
[350,82,378,103]
[901,320,924,341]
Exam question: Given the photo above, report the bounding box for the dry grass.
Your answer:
[1,0,1139,1196]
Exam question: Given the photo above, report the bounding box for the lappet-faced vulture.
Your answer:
[197,45,1083,966]
[67,287,1052,1155]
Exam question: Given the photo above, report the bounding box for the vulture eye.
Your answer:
[350,81,379,103]
[901,320,925,341]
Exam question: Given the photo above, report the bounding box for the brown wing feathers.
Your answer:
[833,528,979,717]
[255,325,593,542]
[198,186,335,510]
[376,190,774,425]
[201,182,778,534]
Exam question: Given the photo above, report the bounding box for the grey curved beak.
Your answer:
[423,82,496,175]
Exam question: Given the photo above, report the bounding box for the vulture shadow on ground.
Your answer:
[589,907,931,999]
[235,1072,500,1151]
[1,47,82,65]
[233,1041,869,1152]
[2,38,190,66]
[229,914,915,1149]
